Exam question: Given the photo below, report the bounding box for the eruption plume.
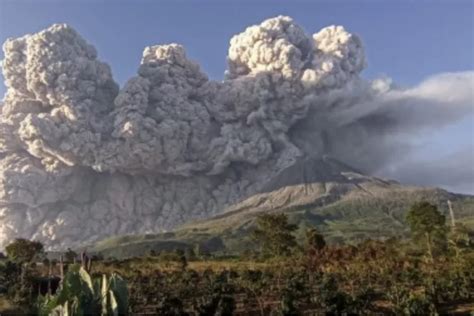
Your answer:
[0,16,472,248]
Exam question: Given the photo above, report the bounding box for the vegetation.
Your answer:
[251,213,298,257]
[64,248,78,263]
[305,227,326,252]
[406,201,448,261]
[5,238,44,263]
[90,194,474,258]
[38,265,128,315]
[1,201,473,315]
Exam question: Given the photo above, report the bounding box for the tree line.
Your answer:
[0,201,473,315]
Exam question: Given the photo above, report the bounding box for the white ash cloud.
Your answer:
[0,16,472,249]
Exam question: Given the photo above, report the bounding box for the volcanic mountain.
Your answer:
[91,156,474,258]
[1,17,472,250]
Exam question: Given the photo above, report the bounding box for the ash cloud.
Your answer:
[378,148,474,195]
[0,16,472,249]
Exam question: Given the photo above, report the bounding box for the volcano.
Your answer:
[91,156,474,258]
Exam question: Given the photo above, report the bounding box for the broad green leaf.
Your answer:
[101,274,109,315]
[78,266,94,293]
[109,290,119,316]
[110,273,129,315]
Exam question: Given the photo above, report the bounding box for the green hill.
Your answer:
[90,157,474,258]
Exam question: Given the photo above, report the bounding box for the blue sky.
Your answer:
[1,0,473,86]
[0,0,473,193]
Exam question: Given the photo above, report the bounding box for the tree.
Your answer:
[251,213,297,257]
[5,238,44,263]
[64,248,77,262]
[406,202,447,261]
[42,258,50,266]
[174,249,188,271]
[306,228,326,253]
[448,223,474,258]
[184,247,196,261]
[450,223,473,247]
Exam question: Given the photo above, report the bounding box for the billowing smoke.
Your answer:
[0,16,472,249]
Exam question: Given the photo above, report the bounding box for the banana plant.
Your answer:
[38,264,128,316]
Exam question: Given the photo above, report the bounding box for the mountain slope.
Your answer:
[91,157,474,258]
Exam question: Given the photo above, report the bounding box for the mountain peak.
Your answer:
[260,156,378,194]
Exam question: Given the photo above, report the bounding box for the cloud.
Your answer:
[334,72,473,130]
[378,147,474,195]
[318,71,474,173]
[0,16,472,249]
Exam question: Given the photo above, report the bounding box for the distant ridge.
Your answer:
[91,157,474,258]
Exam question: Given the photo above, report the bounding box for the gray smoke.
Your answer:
[379,148,474,195]
[0,16,472,249]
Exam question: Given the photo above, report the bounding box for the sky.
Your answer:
[0,0,473,193]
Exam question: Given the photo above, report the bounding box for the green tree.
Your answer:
[450,223,473,248]
[251,213,297,257]
[406,202,447,261]
[5,238,44,263]
[64,248,77,262]
[174,249,188,271]
[305,228,326,252]
[184,247,196,261]
[448,223,474,259]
